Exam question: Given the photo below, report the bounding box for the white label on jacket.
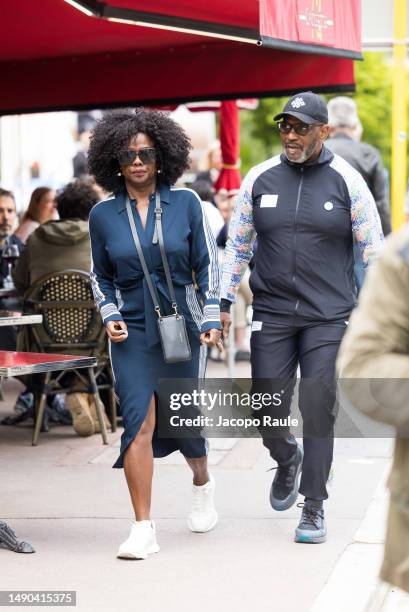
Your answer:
[260,194,278,208]
[251,321,263,332]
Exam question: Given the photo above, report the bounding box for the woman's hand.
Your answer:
[106,320,128,343]
[200,328,223,353]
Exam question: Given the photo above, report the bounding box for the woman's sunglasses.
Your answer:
[117,147,156,166]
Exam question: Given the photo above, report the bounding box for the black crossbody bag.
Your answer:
[126,194,192,364]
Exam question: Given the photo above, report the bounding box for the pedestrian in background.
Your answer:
[88,109,222,560]
[190,179,224,240]
[326,97,391,291]
[195,140,222,202]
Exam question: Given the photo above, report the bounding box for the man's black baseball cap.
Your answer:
[274,91,328,125]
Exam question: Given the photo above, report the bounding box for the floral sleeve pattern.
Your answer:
[221,169,257,302]
[331,155,384,267]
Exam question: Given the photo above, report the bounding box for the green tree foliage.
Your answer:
[240,98,284,174]
[240,52,393,176]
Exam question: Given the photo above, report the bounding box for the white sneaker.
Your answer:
[117,520,160,560]
[187,474,218,533]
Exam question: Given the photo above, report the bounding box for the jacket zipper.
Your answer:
[293,168,304,314]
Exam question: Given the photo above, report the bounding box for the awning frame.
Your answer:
[65,0,260,44]
[64,0,363,58]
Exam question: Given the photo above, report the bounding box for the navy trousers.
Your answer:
[250,315,347,501]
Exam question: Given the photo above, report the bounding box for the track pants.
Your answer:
[250,315,347,501]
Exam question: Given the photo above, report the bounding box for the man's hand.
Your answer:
[106,320,128,343]
[200,328,223,352]
[220,312,231,341]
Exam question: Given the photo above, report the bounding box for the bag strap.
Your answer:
[125,196,163,319]
[154,192,179,315]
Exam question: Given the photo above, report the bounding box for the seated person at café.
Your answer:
[12,178,110,437]
[0,189,24,350]
[13,179,95,291]
[14,186,57,245]
[0,192,34,553]
[0,189,23,282]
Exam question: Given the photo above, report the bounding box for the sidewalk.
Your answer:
[0,371,405,612]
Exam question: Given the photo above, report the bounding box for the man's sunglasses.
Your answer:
[277,122,323,136]
[117,147,156,166]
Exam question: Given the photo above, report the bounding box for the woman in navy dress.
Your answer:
[88,109,222,559]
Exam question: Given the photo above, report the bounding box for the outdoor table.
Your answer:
[0,310,42,327]
[0,310,43,401]
[0,350,105,445]
[0,350,96,377]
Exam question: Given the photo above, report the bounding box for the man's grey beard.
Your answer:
[286,151,307,164]
[284,140,320,164]
[286,150,309,164]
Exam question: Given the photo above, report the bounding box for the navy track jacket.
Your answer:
[89,184,221,334]
[221,146,384,322]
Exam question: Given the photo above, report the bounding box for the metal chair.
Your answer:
[20,269,117,445]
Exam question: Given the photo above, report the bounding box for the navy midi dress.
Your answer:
[89,184,221,468]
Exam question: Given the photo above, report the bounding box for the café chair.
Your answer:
[20,269,116,444]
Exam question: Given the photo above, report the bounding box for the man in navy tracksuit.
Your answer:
[221,92,384,543]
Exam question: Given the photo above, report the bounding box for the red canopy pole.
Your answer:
[214,100,242,194]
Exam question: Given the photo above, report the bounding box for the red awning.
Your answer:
[214,101,242,195]
[0,0,358,115]
[260,0,361,58]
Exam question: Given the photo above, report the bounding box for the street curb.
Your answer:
[310,463,390,612]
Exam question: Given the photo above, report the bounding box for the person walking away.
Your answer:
[326,97,391,291]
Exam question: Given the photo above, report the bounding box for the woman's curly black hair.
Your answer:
[87,108,192,193]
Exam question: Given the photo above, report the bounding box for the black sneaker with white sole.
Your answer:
[294,500,327,544]
[269,444,303,511]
